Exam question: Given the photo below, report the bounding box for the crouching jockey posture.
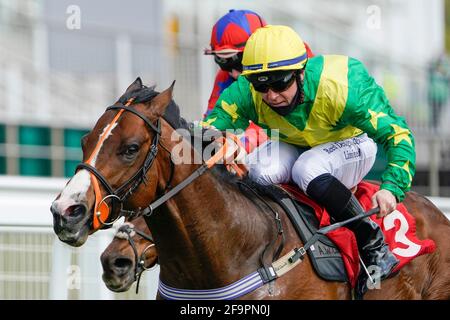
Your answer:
[203,25,416,282]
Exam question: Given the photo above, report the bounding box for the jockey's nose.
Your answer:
[266,89,280,101]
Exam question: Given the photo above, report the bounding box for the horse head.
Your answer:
[101,216,157,292]
[51,77,175,246]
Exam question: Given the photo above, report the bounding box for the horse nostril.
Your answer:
[112,257,133,275]
[66,204,88,220]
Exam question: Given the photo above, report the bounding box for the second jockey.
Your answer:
[203,9,313,118]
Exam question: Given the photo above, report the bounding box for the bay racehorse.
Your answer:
[51,78,450,299]
[101,216,157,292]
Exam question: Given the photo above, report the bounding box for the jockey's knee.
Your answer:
[248,140,300,185]
[249,162,291,185]
[292,152,330,192]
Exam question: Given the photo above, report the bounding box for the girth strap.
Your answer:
[158,249,304,300]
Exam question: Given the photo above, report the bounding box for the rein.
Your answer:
[121,134,249,218]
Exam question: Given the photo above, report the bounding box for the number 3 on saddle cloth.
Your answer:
[278,181,436,289]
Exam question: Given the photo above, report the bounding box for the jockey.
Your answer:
[203,9,313,118]
[203,25,415,281]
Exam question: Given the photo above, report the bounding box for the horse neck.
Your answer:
[147,125,276,288]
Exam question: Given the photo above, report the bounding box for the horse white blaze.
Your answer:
[57,123,118,212]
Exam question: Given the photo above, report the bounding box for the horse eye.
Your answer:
[125,144,140,156]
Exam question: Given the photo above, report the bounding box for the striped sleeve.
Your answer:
[202,76,257,131]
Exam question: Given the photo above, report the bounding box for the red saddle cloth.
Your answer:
[281,181,436,288]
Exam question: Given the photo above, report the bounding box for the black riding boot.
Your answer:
[306,174,399,281]
[340,195,399,279]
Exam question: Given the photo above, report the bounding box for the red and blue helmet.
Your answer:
[205,9,266,55]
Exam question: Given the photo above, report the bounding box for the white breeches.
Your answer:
[246,133,378,192]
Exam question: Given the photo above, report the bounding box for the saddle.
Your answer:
[240,180,350,283]
[239,179,437,299]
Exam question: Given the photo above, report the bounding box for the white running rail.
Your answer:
[0,175,159,300]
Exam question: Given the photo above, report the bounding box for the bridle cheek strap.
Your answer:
[91,174,110,230]
[79,97,163,231]
[85,101,130,231]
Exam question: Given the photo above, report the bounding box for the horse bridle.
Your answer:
[77,97,288,296]
[76,101,170,229]
[115,222,157,294]
[76,97,242,231]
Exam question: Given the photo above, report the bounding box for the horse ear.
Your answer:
[148,80,176,118]
[125,77,143,93]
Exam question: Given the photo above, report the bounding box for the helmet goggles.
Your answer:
[214,52,243,72]
[246,70,296,93]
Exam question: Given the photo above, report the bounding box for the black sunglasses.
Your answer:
[247,71,297,93]
[214,53,243,72]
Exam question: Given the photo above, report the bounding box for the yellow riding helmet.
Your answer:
[242,25,308,76]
